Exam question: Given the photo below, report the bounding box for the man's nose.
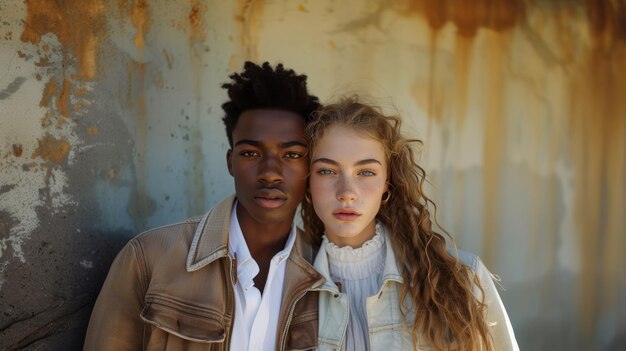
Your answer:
[257,153,283,183]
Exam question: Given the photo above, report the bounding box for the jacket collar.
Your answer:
[185,194,325,287]
[186,195,235,272]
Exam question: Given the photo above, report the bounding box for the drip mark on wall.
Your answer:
[0,77,26,100]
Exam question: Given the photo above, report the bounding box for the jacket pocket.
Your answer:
[140,295,227,347]
[285,310,318,350]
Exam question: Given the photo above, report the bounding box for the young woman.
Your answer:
[302,97,519,351]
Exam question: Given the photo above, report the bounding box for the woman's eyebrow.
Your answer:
[312,158,382,166]
[312,157,338,165]
[354,158,382,166]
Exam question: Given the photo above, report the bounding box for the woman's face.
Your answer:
[309,125,388,248]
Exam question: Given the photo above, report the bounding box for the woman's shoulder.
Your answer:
[445,247,482,272]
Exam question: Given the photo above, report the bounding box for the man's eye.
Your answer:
[318,169,335,175]
[359,170,375,176]
[285,152,303,159]
[240,151,258,157]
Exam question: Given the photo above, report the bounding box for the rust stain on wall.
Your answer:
[572,0,626,336]
[56,78,72,117]
[31,135,70,164]
[397,0,525,36]
[131,0,150,51]
[231,0,264,69]
[481,32,509,266]
[188,0,208,44]
[39,75,58,108]
[20,0,106,80]
[12,144,23,158]
[452,35,473,126]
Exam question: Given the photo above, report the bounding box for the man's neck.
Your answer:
[235,205,293,293]
[240,222,291,263]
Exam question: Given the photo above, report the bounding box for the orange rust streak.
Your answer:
[189,0,208,43]
[20,0,106,80]
[56,78,71,117]
[39,75,58,108]
[237,0,264,62]
[453,34,473,127]
[397,0,524,36]
[131,0,150,51]
[572,1,626,336]
[481,32,508,266]
[31,135,70,164]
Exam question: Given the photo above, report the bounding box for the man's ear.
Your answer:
[226,149,234,176]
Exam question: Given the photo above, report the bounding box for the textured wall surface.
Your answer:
[0,1,624,350]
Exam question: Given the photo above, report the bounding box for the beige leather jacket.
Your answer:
[84,195,324,350]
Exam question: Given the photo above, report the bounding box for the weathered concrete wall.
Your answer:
[0,1,624,350]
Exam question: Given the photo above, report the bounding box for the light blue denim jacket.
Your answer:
[313,228,519,351]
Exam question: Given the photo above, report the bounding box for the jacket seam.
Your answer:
[145,292,228,320]
[130,239,150,294]
[134,218,202,240]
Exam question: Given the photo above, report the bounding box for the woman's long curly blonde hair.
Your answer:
[301,97,493,351]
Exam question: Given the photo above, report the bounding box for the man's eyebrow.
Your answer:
[234,140,307,148]
[312,158,382,166]
[280,141,307,148]
[234,139,260,147]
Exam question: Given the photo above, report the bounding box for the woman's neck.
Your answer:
[325,220,377,248]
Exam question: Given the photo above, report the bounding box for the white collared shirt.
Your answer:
[228,202,297,351]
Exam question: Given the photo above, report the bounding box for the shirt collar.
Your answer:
[228,201,297,290]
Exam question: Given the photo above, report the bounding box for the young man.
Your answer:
[84,62,323,350]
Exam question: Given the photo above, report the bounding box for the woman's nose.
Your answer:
[336,175,356,202]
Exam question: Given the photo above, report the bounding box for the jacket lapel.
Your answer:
[186,195,235,272]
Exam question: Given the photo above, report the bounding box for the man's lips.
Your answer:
[253,189,287,209]
[332,208,361,221]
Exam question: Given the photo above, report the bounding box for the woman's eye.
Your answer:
[318,169,334,175]
[285,152,303,159]
[359,170,375,176]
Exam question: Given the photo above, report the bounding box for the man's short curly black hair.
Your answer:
[221,61,321,146]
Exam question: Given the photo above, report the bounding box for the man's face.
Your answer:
[227,109,308,227]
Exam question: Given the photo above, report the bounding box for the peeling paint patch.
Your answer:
[20,0,107,80]
[31,135,70,164]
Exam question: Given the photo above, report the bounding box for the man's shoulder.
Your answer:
[126,216,204,257]
[134,216,203,240]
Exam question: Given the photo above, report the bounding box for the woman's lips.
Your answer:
[332,209,360,221]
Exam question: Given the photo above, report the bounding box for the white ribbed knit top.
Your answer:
[322,223,386,351]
